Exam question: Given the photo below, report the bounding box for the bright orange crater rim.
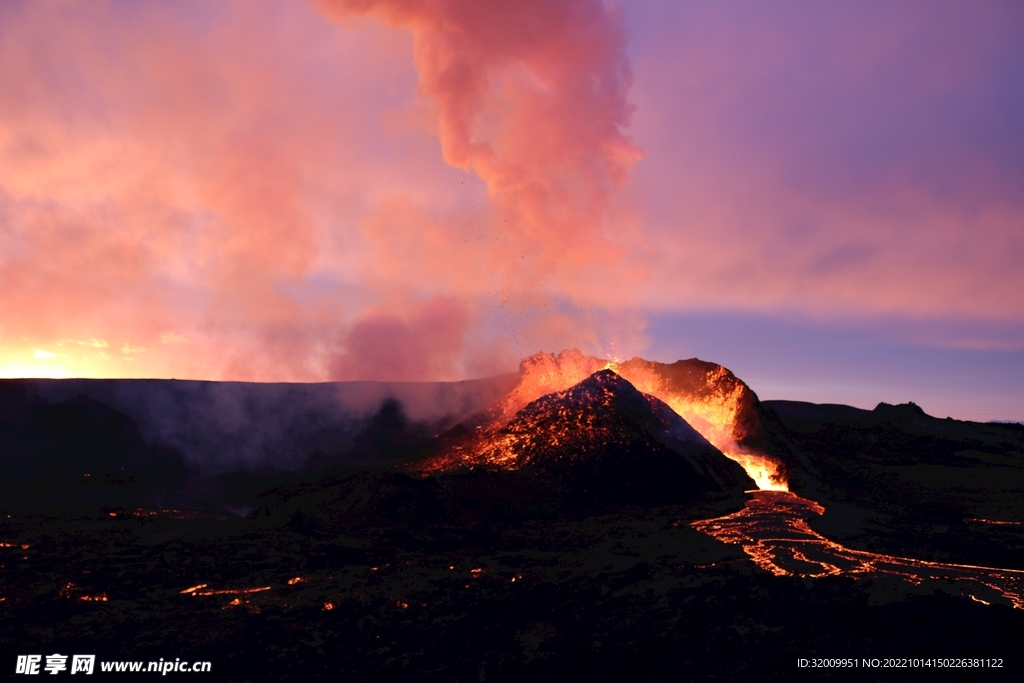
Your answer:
[416,349,790,491]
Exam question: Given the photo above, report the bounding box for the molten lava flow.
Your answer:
[692,491,1024,609]
[181,585,271,597]
[720,451,788,492]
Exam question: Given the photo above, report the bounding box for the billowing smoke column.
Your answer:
[321,0,646,378]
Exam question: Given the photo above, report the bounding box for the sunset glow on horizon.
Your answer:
[1,0,1022,418]
[0,336,182,380]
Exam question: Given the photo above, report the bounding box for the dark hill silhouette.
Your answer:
[0,375,518,513]
[6,375,518,473]
[0,389,191,512]
[761,399,1024,568]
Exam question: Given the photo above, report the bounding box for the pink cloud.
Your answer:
[2,0,1020,382]
[330,296,470,381]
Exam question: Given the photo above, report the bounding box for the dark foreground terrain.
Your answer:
[2,489,1023,682]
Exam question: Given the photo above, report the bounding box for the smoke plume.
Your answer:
[319,0,642,265]
[312,0,647,376]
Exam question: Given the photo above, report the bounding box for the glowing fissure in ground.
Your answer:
[692,491,1024,610]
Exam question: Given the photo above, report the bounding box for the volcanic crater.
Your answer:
[409,368,755,502]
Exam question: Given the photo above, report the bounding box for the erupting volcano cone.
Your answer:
[412,370,755,502]
[414,349,790,491]
[474,350,768,450]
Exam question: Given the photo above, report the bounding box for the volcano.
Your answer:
[411,370,754,503]
[451,349,791,490]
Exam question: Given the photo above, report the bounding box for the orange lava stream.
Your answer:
[180,585,271,597]
[692,491,1024,609]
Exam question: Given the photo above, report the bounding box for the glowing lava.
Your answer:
[58,582,108,603]
[692,491,1024,609]
[464,350,789,491]
[720,452,787,492]
[413,369,754,495]
[180,585,271,597]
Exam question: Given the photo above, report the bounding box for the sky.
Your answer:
[1,0,1022,419]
